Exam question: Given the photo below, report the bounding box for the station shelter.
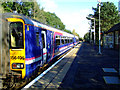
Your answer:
[103,23,120,50]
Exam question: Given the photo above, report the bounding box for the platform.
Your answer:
[24,42,120,89]
[26,43,81,89]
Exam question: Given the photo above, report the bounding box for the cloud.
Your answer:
[39,0,58,12]
[38,0,94,37]
[56,8,93,37]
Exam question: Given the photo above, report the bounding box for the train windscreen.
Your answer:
[10,22,23,49]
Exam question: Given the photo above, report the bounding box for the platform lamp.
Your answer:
[98,0,102,55]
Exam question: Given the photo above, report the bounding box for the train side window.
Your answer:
[36,32,39,46]
[61,36,64,45]
[68,39,70,43]
[42,33,45,48]
[65,39,68,44]
[56,36,60,46]
[61,39,64,44]
[56,39,60,46]
[10,22,23,49]
[71,39,73,43]
[67,38,69,43]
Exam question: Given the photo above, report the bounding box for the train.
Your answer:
[1,13,79,79]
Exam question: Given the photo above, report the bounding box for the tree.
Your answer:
[44,12,65,30]
[0,1,4,13]
[1,0,68,33]
[84,32,89,42]
[87,2,119,32]
[72,29,79,37]
[86,2,120,44]
[1,1,13,13]
[1,1,33,16]
[64,29,72,34]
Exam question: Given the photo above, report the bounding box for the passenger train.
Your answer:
[2,13,79,79]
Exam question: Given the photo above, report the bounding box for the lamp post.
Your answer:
[88,21,91,43]
[98,0,102,55]
[90,18,96,45]
[93,18,95,45]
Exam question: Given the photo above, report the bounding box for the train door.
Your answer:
[41,30,47,64]
[51,32,54,57]
[46,30,53,62]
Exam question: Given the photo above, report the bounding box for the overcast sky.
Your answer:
[37,0,118,38]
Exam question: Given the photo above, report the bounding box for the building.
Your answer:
[104,23,120,50]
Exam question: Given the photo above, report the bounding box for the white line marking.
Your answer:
[23,47,75,89]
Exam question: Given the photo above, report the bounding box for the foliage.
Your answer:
[44,12,65,30]
[79,37,83,41]
[1,0,79,35]
[87,2,119,32]
[1,1,34,16]
[72,29,79,37]
[84,32,89,42]
[86,2,120,44]
[0,1,4,13]
[1,0,65,30]
[64,29,72,34]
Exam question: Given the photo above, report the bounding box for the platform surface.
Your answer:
[28,44,81,89]
[28,42,120,89]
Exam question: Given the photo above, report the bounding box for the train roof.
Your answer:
[2,13,33,25]
[2,13,77,38]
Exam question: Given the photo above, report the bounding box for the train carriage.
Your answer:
[2,13,79,79]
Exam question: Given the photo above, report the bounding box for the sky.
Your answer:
[36,0,118,38]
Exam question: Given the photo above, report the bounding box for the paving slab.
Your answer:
[103,76,120,84]
[59,42,120,89]
[102,68,117,73]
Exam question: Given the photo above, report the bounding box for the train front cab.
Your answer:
[7,18,26,79]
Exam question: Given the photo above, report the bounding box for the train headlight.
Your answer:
[12,63,24,69]
[17,64,21,68]
[21,64,24,68]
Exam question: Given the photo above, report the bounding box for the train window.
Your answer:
[67,37,69,43]
[65,39,68,44]
[56,36,60,46]
[61,36,64,45]
[68,39,70,43]
[56,36,60,38]
[71,39,73,43]
[10,22,23,49]
[61,39,64,44]
[36,32,39,46]
[56,39,60,46]
[42,33,45,48]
